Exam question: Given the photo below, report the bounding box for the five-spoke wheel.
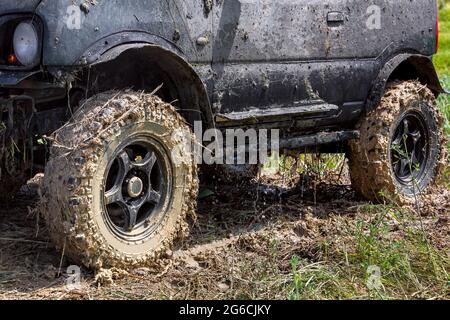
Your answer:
[103,141,170,239]
[348,81,444,202]
[391,112,429,185]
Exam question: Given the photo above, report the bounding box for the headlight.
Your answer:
[13,21,39,67]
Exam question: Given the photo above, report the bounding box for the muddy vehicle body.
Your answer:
[0,0,446,268]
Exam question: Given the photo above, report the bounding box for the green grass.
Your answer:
[435,5,450,75]
[437,76,450,188]
[437,76,450,136]
[436,5,450,153]
[288,205,449,300]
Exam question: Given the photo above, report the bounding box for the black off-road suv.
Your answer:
[0,0,446,269]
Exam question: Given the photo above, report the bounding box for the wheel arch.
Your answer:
[75,37,213,128]
[365,54,446,113]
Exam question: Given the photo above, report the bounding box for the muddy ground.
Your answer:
[0,164,448,300]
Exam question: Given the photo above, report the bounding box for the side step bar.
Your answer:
[241,130,360,150]
[216,102,339,123]
[225,130,360,157]
[276,130,360,150]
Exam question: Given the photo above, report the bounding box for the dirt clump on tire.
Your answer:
[348,80,446,203]
[41,90,198,270]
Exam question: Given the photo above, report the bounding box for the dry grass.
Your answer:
[0,156,448,300]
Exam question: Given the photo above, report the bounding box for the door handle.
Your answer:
[327,11,345,24]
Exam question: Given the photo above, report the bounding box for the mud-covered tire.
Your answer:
[348,80,446,202]
[41,91,198,269]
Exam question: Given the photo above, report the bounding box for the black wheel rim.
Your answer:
[102,138,171,241]
[390,111,429,185]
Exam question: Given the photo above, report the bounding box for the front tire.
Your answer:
[42,91,198,269]
[348,81,446,202]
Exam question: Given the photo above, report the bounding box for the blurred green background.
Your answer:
[435,0,450,75]
[436,1,449,139]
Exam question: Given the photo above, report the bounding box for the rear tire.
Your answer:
[348,81,446,202]
[42,91,198,269]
